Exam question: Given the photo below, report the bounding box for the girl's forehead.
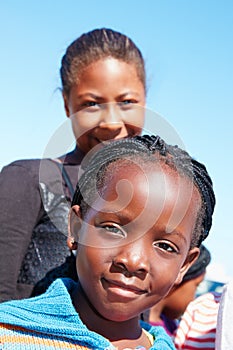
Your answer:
[103,159,181,189]
[98,162,200,220]
[78,57,138,79]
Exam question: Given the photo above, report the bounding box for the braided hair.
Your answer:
[72,135,215,248]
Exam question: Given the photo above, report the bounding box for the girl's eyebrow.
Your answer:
[76,93,104,100]
[77,91,141,100]
[117,91,142,99]
[95,209,135,225]
[163,229,188,244]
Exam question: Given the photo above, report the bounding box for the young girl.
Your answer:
[0,28,146,302]
[0,135,215,349]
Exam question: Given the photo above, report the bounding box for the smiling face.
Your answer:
[71,161,200,324]
[63,58,146,154]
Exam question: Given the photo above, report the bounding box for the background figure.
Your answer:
[215,279,233,350]
[0,135,215,349]
[0,28,146,302]
[143,244,211,336]
[174,290,221,349]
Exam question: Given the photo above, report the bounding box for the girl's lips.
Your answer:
[103,278,147,299]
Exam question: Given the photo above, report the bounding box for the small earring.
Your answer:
[70,237,78,250]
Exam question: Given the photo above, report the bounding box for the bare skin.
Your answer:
[149,272,205,325]
[63,57,146,156]
[69,162,200,348]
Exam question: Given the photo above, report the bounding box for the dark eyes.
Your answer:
[98,223,127,239]
[118,99,137,106]
[81,99,137,109]
[153,241,178,254]
[96,223,178,253]
[81,101,99,108]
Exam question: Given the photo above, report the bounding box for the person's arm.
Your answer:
[0,161,42,302]
[216,281,233,349]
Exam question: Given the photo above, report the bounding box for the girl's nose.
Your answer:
[99,103,124,129]
[113,241,149,277]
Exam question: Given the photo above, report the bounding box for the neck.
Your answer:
[111,329,152,349]
[71,283,150,347]
[148,302,164,323]
[59,146,85,165]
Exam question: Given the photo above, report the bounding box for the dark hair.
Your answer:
[72,135,215,248]
[60,28,146,97]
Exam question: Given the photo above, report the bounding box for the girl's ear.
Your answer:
[62,91,70,118]
[174,247,200,285]
[67,205,82,250]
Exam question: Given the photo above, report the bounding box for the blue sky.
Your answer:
[1,0,233,281]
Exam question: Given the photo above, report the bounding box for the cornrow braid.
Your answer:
[60,28,146,97]
[72,135,215,248]
[190,159,215,244]
[136,135,215,245]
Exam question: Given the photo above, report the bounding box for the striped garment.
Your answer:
[0,278,175,349]
[0,323,89,349]
[173,292,221,349]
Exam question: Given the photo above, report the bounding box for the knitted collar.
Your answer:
[0,278,175,349]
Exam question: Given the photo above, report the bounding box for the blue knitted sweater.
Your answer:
[0,278,175,349]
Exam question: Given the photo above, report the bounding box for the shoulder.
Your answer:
[174,292,219,347]
[188,292,221,312]
[1,159,41,178]
[0,278,76,326]
[0,159,44,195]
[196,291,222,302]
[0,278,111,349]
[1,158,65,182]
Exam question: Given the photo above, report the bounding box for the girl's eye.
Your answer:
[122,100,132,105]
[153,241,178,254]
[99,223,127,239]
[118,99,137,106]
[82,101,98,107]
[77,101,101,114]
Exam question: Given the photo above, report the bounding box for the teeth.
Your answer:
[99,140,111,144]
